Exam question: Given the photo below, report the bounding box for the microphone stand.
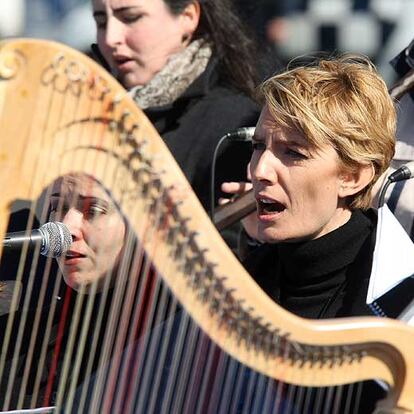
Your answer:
[213,67,414,230]
[389,69,414,100]
[214,190,255,231]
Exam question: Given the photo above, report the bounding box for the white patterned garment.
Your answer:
[384,94,414,240]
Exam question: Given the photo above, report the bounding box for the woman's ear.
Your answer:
[339,164,375,199]
[180,1,201,42]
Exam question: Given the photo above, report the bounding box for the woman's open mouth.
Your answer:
[257,197,286,219]
[114,56,134,72]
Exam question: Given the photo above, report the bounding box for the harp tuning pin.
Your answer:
[108,120,118,131]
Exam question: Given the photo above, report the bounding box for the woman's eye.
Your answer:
[286,148,308,160]
[121,13,144,24]
[85,205,106,219]
[252,142,265,151]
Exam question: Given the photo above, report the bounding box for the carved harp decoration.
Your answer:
[0,39,413,413]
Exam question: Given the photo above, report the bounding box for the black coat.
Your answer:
[243,209,412,320]
[242,209,414,413]
[144,59,260,213]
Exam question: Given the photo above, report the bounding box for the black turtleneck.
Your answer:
[244,209,376,319]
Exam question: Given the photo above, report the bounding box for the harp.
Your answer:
[0,39,413,414]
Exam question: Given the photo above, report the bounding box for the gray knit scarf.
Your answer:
[129,39,212,109]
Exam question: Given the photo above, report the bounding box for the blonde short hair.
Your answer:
[260,54,396,209]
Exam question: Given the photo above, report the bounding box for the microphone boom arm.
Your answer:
[214,189,255,230]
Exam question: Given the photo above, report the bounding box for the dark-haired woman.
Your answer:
[91,0,260,228]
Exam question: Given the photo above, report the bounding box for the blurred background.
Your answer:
[1,0,414,85]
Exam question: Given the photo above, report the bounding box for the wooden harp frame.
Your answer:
[0,39,414,413]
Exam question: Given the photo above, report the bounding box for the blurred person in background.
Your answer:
[235,0,289,45]
[234,0,289,74]
[373,38,414,240]
[0,0,25,38]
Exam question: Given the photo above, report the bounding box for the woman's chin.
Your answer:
[258,227,298,244]
[258,226,284,244]
[63,272,101,293]
[121,71,154,89]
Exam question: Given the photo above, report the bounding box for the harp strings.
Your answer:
[0,45,385,414]
[52,85,137,410]
[1,54,74,409]
[0,54,133,410]
[143,216,205,413]
[114,189,177,412]
[94,229,148,413]
[44,62,99,408]
[41,61,110,408]
[60,142,181,410]
[102,255,159,412]
[322,348,343,413]
[116,192,195,412]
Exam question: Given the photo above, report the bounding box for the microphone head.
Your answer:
[39,222,72,258]
[405,160,414,179]
[233,127,256,141]
[388,160,414,182]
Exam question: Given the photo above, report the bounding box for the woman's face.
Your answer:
[49,175,126,291]
[250,106,354,244]
[92,0,199,88]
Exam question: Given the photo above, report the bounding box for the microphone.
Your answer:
[2,222,72,258]
[377,161,414,208]
[222,127,255,142]
[388,160,414,182]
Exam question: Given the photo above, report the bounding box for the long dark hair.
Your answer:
[164,0,260,98]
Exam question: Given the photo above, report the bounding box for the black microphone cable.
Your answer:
[210,127,255,221]
[377,161,414,208]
